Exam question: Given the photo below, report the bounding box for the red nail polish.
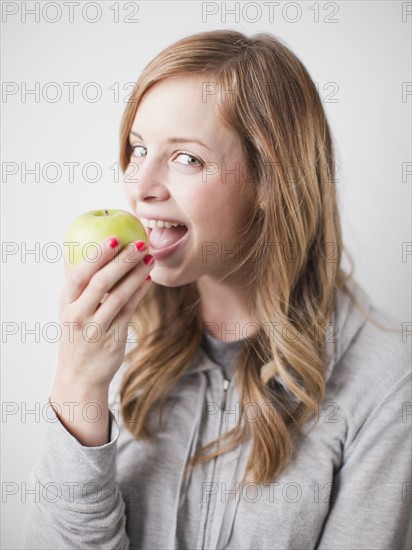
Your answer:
[143,254,154,265]
[108,237,119,249]
[146,274,151,281]
[136,241,147,252]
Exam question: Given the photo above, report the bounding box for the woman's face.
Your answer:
[124,74,253,287]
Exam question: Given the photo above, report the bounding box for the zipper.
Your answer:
[200,376,231,549]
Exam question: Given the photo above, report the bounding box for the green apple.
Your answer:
[64,209,149,268]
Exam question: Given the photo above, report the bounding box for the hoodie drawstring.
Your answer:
[213,415,251,549]
[167,372,208,549]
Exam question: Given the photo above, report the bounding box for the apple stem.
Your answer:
[104,210,109,216]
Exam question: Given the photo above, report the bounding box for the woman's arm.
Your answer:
[22,390,130,550]
[22,238,153,548]
[316,371,412,550]
[48,371,112,446]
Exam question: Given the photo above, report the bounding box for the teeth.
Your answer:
[141,218,186,229]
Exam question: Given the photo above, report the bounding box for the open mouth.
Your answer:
[146,224,189,255]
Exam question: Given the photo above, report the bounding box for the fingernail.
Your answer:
[135,241,147,252]
[107,237,119,249]
[143,254,154,266]
[146,274,151,281]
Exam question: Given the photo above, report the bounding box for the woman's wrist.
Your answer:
[51,367,111,398]
[50,371,111,447]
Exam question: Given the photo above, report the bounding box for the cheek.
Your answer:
[124,187,135,210]
[182,189,211,219]
[188,179,244,230]
[190,175,227,210]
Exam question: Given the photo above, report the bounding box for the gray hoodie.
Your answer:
[22,279,411,549]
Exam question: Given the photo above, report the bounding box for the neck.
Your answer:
[196,275,259,342]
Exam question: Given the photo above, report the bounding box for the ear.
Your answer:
[257,189,266,212]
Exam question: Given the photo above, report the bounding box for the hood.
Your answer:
[277,277,372,397]
[183,277,371,382]
[323,278,371,378]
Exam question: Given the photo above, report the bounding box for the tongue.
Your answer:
[149,226,187,249]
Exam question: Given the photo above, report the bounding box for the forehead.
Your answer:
[131,75,241,155]
[135,74,217,124]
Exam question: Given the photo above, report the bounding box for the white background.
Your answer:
[1,1,411,548]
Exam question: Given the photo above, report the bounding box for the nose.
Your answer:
[125,155,170,204]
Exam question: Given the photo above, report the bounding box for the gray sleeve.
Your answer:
[316,372,412,550]
[22,399,130,550]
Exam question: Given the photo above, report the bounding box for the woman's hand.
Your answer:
[48,237,154,446]
[56,237,154,391]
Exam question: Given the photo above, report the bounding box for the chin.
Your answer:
[150,268,197,289]
[148,271,180,288]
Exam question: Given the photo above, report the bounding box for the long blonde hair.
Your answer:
[118,30,364,485]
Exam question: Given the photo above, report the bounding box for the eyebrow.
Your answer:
[130,131,212,152]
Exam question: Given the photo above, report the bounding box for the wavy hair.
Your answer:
[118,30,367,486]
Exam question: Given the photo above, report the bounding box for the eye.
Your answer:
[173,152,203,167]
[128,144,203,167]
[130,145,147,158]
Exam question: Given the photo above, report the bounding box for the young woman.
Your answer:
[23,30,411,549]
